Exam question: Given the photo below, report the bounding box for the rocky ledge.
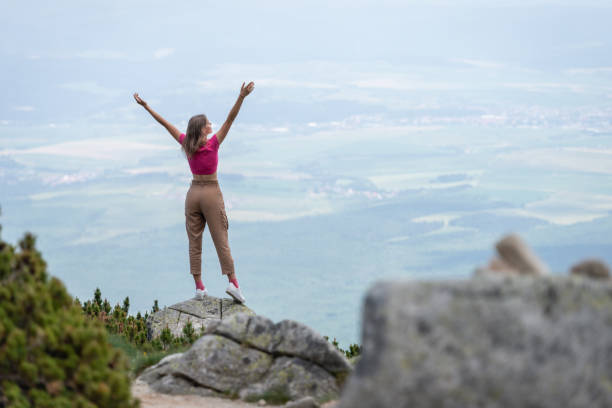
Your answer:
[138,312,352,404]
[146,296,255,340]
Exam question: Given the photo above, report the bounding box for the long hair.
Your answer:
[182,114,208,160]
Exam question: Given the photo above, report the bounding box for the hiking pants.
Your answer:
[185,179,234,277]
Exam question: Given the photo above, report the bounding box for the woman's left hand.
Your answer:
[240,82,255,98]
[133,92,148,107]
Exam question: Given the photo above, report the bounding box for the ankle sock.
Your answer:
[229,277,239,288]
[195,279,205,291]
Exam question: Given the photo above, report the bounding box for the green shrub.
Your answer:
[78,284,203,376]
[159,326,173,350]
[81,287,202,359]
[182,319,196,343]
[0,217,140,407]
[324,336,362,359]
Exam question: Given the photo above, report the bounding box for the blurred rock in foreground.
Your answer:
[338,274,612,408]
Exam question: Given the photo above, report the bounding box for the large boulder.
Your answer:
[146,295,254,340]
[338,274,612,408]
[138,313,352,404]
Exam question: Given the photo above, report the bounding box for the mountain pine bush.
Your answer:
[0,214,140,408]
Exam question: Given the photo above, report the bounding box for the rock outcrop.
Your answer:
[138,313,352,404]
[146,296,255,340]
[338,274,612,408]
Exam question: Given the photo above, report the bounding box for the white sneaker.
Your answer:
[225,282,246,304]
[195,288,208,300]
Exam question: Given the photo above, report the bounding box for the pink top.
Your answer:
[179,133,219,175]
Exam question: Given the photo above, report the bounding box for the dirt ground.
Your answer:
[132,379,340,408]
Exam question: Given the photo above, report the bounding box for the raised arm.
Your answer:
[133,93,182,143]
[216,81,255,145]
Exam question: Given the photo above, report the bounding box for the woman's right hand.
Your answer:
[240,81,255,98]
[133,92,148,107]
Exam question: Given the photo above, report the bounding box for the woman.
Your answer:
[133,81,255,303]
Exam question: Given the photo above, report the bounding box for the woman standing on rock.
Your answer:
[133,81,254,304]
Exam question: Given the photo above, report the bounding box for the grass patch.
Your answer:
[108,333,191,378]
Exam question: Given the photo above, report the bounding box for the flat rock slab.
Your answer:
[338,274,612,408]
[147,296,255,340]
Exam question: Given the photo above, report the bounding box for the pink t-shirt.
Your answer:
[179,133,219,175]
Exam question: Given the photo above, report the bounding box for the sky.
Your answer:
[1,0,612,347]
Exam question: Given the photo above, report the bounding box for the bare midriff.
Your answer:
[193,171,218,181]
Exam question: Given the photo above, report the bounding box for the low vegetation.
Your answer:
[78,287,362,376]
[0,220,139,407]
[76,289,204,377]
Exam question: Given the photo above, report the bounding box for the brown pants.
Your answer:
[185,179,234,277]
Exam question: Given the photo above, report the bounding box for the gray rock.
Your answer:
[138,312,352,404]
[213,313,352,375]
[240,357,339,403]
[274,320,350,375]
[146,295,255,340]
[139,334,272,396]
[178,335,274,392]
[138,352,220,397]
[338,274,612,408]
